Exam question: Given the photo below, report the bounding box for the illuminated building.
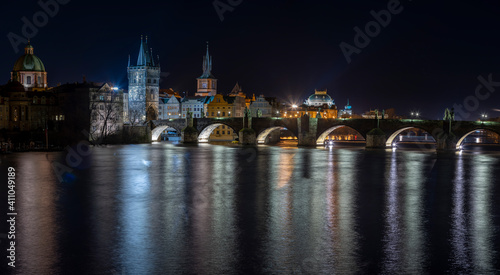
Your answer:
[339,99,353,118]
[181,97,206,118]
[0,43,61,132]
[304,89,334,107]
[282,105,337,119]
[280,89,338,118]
[207,94,246,118]
[11,42,48,91]
[127,36,160,123]
[249,95,273,117]
[195,43,217,97]
[158,95,181,119]
[206,94,245,141]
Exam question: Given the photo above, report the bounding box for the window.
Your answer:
[216,131,219,134]
[211,112,214,116]
[222,112,225,116]
[27,76,31,84]
[222,125,225,129]
[148,79,151,83]
[38,76,41,84]
[153,79,156,83]
[99,95,104,100]
[222,131,225,135]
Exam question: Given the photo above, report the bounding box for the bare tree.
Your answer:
[128,108,144,126]
[89,88,123,144]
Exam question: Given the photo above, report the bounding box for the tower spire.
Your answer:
[136,35,154,66]
[201,41,213,78]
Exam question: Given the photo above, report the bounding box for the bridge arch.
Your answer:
[386,127,436,147]
[151,125,181,141]
[198,123,238,143]
[456,128,500,149]
[256,126,296,144]
[316,125,364,145]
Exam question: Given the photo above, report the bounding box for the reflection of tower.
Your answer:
[196,42,217,96]
[127,36,160,122]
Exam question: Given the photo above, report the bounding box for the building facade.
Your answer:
[181,97,205,118]
[159,95,181,119]
[206,94,246,118]
[249,95,273,117]
[339,99,353,118]
[127,36,160,123]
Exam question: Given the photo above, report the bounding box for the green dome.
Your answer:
[13,44,45,72]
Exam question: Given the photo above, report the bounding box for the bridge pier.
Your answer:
[181,117,198,144]
[239,128,256,145]
[298,116,318,147]
[436,134,457,150]
[365,128,387,148]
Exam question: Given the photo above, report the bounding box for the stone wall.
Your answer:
[122,125,151,144]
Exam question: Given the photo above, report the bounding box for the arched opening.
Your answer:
[456,129,500,150]
[198,123,238,143]
[256,127,297,145]
[151,126,180,142]
[386,127,436,148]
[316,126,365,145]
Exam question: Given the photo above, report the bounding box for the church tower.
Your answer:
[195,42,217,96]
[127,36,160,123]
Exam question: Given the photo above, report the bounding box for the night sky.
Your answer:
[2,0,500,120]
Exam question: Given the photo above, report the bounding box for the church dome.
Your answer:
[307,93,333,103]
[305,90,334,106]
[13,43,46,72]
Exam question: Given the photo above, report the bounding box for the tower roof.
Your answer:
[198,42,215,79]
[135,36,156,67]
[12,42,46,72]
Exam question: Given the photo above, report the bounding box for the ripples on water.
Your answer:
[1,143,500,274]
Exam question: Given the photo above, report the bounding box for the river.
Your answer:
[1,142,499,274]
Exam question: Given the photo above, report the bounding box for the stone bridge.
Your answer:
[150,117,500,150]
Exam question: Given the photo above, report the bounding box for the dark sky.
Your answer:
[2,0,500,119]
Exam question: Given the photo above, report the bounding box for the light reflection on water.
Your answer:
[2,144,500,274]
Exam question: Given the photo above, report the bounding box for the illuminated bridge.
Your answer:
[150,116,500,150]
